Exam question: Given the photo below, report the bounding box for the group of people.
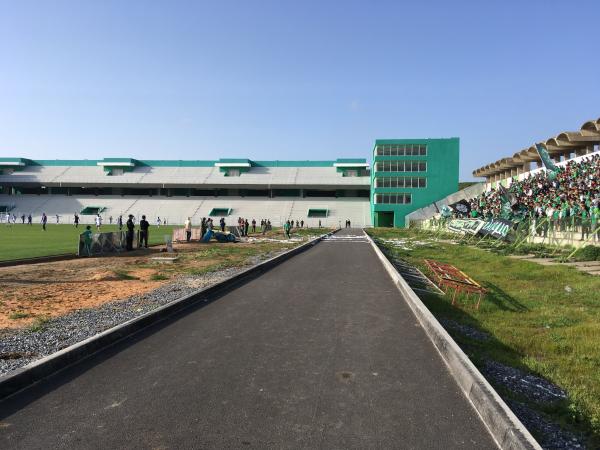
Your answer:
[2,213,32,226]
[235,217,275,236]
[460,153,600,238]
[81,213,147,254]
[180,217,275,242]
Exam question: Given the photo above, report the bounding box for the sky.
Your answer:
[0,0,598,180]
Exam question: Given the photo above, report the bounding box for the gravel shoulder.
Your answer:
[0,241,302,376]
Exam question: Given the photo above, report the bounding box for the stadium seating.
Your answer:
[0,195,372,227]
[465,153,599,222]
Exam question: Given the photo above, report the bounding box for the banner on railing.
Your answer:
[447,218,485,235]
[446,217,515,240]
[477,218,514,240]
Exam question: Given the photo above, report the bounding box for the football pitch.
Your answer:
[0,223,176,261]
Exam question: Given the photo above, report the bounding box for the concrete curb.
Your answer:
[0,230,338,400]
[364,232,542,450]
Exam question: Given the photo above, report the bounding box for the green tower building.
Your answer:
[370,137,459,227]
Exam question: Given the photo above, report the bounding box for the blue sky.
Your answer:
[1,0,598,180]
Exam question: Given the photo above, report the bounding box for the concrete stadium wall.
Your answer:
[405,183,485,226]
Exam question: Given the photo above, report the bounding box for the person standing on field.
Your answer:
[74,214,79,228]
[126,214,135,251]
[118,215,123,230]
[184,217,192,242]
[200,217,207,238]
[41,213,47,231]
[284,220,292,239]
[82,225,93,257]
[95,214,102,230]
[139,215,150,248]
[251,219,256,233]
[27,214,32,225]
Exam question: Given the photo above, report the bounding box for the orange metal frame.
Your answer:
[423,259,487,310]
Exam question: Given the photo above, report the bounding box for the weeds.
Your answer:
[8,311,31,320]
[112,270,138,280]
[150,272,169,281]
[28,315,51,332]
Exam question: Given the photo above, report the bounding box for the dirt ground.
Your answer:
[0,239,291,329]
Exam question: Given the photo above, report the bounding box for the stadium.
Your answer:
[0,137,459,228]
[1,118,600,449]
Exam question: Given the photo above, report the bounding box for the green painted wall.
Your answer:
[370,138,459,227]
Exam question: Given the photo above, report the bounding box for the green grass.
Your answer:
[368,227,600,446]
[28,315,51,332]
[0,224,175,261]
[112,269,138,280]
[149,272,169,281]
[8,311,32,320]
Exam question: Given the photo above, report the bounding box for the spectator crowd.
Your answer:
[461,153,600,238]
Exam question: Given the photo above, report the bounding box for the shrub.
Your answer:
[575,245,600,261]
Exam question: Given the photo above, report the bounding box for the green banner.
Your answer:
[447,218,485,235]
[478,218,514,240]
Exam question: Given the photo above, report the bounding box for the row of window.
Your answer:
[375,177,426,188]
[375,193,412,204]
[375,144,427,156]
[375,161,427,172]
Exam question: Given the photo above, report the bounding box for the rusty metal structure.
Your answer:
[423,259,487,310]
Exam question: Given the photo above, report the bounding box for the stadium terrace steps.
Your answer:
[0,195,373,227]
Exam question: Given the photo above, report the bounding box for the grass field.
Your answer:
[368,227,600,446]
[0,224,176,261]
[0,224,324,262]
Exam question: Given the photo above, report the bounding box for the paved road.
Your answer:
[0,228,496,449]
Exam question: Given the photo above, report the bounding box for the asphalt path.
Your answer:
[0,228,496,449]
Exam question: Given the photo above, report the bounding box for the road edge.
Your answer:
[0,230,338,400]
[364,231,542,450]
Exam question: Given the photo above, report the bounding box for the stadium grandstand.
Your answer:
[469,118,600,226]
[405,117,600,247]
[0,137,460,227]
[472,117,600,188]
[0,158,372,227]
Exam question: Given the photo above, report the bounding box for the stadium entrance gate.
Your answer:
[376,211,394,227]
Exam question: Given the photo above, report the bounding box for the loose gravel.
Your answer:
[482,360,567,404]
[439,318,490,341]
[507,400,586,450]
[0,251,285,377]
